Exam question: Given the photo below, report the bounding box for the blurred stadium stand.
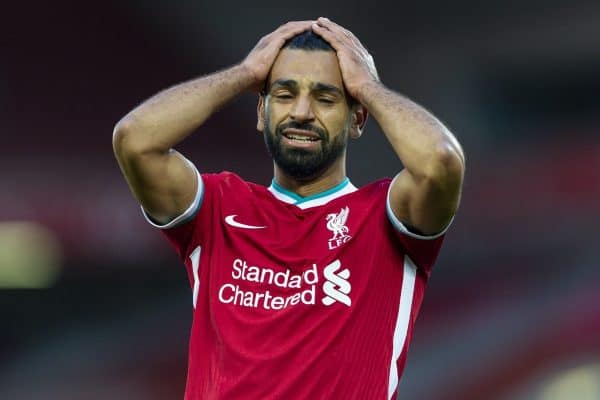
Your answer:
[1,0,599,399]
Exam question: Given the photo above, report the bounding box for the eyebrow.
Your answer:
[270,79,298,90]
[311,82,343,97]
[269,79,344,97]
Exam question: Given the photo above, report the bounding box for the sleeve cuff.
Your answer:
[386,174,452,240]
[141,163,204,230]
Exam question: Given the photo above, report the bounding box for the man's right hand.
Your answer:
[241,21,314,92]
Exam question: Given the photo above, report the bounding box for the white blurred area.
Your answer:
[540,363,600,400]
[0,222,62,288]
[506,362,600,400]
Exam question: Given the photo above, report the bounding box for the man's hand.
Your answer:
[311,17,379,99]
[241,21,314,92]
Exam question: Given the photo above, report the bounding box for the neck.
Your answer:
[273,154,347,198]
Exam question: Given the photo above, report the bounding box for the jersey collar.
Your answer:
[268,178,357,209]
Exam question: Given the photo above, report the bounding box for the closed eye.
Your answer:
[273,91,294,100]
[317,97,335,104]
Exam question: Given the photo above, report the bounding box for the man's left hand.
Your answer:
[311,17,380,100]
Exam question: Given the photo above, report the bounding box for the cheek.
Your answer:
[266,103,290,128]
[317,107,350,132]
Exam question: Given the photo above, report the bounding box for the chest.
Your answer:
[198,194,404,312]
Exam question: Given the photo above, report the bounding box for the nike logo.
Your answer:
[224,215,266,229]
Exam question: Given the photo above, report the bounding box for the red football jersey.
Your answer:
[142,167,448,399]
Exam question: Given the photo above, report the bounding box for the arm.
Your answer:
[357,83,464,235]
[312,18,464,235]
[112,65,253,225]
[113,21,314,224]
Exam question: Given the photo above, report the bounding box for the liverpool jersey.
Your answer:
[142,167,448,399]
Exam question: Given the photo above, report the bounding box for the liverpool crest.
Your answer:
[326,207,352,250]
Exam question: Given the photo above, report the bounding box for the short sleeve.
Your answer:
[140,164,218,261]
[385,177,452,278]
[140,164,204,230]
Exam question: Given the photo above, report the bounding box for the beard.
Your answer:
[263,118,348,182]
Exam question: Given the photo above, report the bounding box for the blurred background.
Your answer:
[1,0,599,399]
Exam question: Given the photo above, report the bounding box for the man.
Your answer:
[113,18,464,400]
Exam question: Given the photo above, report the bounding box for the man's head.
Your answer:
[257,30,367,182]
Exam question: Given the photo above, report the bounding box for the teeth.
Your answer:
[287,135,317,142]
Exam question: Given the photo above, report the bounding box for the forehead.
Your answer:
[269,49,344,90]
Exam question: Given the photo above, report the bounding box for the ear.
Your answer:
[256,93,265,132]
[349,104,368,139]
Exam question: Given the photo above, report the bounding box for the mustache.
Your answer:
[276,122,327,140]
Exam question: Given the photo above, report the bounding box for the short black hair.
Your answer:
[282,30,334,52]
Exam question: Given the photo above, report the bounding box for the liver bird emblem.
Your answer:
[326,207,350,240]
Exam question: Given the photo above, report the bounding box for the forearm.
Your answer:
[114,64,254,154]
[357,81,464,180]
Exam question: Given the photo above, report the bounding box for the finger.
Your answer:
[268,21,313,48]
[276,20,314,37]
[316,17,348,36]
[317,17,363,48]
[261,21,312,43]
[314,19,348,43]
[312,23,357,59]
[311,22,344,52]
[258,21,313,54]
[312,21,345,43]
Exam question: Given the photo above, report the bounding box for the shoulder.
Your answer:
[362,177,393,191]
[202,171,271,200]
[203,171,264,190]
[202,170,245,186]
[319,178,392,222]
[351,177,393,200]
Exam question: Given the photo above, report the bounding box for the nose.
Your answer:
[289,94,315,122]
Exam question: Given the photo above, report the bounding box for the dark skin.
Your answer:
[113,18,464,235]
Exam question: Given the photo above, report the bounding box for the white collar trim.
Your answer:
[268,179,357,209]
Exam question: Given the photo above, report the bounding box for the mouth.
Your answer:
[281,128,321,143]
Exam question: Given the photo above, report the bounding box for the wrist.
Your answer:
[353,79,383,105]
[236,62,262,93]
